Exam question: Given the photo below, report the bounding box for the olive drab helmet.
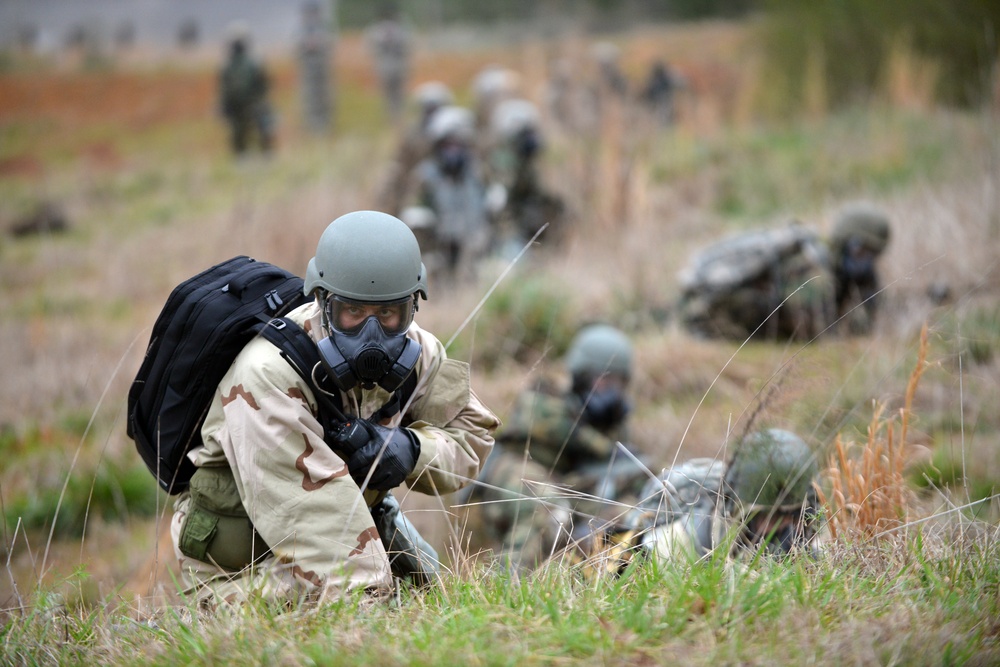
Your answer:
[830,202,891,257]
[305,211,427,392]
[723,429,818,517]
[565,324,633,380]
[305,210,428,302]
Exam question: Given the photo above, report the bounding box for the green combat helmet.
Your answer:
[830,202,891,257]
[565,324,633,380]
[724,428,818,515]
[304,210,428,302]
[722,428,821,555]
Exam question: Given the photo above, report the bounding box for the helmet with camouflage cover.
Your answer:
[426,105,475,145]
[830,202,891,256]
[723,429,818,516]
[304,210,428,302]
[565,324,633,381]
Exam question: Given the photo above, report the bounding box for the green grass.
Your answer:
[2,534,998,665]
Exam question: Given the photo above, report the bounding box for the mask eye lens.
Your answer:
[326,296,413,335]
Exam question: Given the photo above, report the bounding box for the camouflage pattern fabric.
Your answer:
[678,225,836,341]
[171,301,499,607]
[471,383,634,570]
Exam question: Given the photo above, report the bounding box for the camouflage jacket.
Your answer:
[678,224,836,340]
[497,381,628,475]
[175,301,499,598]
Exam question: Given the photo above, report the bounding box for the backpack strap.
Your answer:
[258,317,420,435]
[258,317,346,442]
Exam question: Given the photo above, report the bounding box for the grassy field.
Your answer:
[1,20,999,665]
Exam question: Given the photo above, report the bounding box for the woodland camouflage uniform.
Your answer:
[678,224,837,341]
[471,324,643,570]
[579,430,825,576]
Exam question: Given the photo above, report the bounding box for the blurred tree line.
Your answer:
[758,0,1000,112]
[337,0,997,111]
[336,0,755,31]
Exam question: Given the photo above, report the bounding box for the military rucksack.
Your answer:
[677,224,824,297]
[126,256,420,495]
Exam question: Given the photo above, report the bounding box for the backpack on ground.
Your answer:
[127,256,314,494]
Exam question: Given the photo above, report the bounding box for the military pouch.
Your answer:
[178,466,270,572]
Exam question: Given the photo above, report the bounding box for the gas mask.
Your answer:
[573,374,631,431]
[436,142,469,177]
[838,237,877,287]
[317,295,422,392]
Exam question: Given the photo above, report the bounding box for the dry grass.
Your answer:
[818,324,930,539]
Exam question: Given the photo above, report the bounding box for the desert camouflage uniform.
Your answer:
[472,379,635,570]
[171,301,499,606]
[678,225,837,341]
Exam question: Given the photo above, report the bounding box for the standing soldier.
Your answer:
[218,22,274,156]
[378,81,454,215]
[470,324,648,571]
[366,3,411,124]
[486,98,567,252]
[407,105,490,282]
[297,1,333,134]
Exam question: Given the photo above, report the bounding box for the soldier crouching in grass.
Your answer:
[677,202,892,342]
[170,211,500,608]
[574,428,825,576]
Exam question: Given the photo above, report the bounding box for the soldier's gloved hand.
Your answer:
[338,419,421,491]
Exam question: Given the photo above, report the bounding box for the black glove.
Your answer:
[335,419,420,491]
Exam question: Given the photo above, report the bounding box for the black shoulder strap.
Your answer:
[258,317,419,430]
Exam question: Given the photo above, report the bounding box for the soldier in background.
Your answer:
[218,22,274,156]
[366,3,411,124]
[677,203,891,341]
[469,324,648,571]
[405,105,490,282]
[471,65,521,134]
[639,59,684,126]
[297,0,333,134]
[378,81,454,215]
[579,429,824,575]
[485,98,567,252]
[828,202,892,334]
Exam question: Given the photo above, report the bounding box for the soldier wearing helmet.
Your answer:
[661,431,819,556]
[586,429,823,573]
[485,98,567,251]
[468,324,648,571]
[406,105,491,281]
[829,202,892,334]
[377,81,455,215]
[677,203,892,341]
[171,211,500,606]
[218,21,274,156]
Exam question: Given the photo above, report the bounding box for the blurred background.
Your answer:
[1,0,998,608]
